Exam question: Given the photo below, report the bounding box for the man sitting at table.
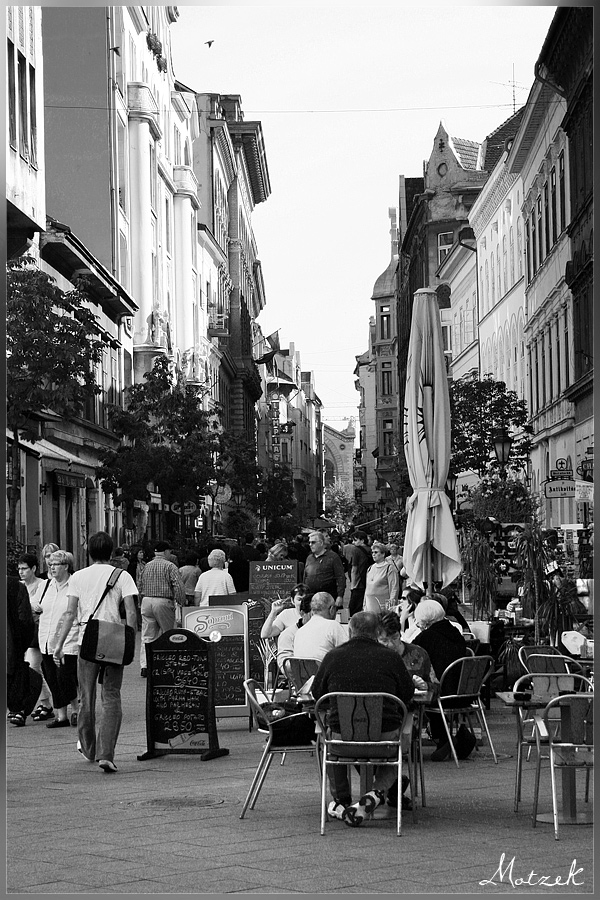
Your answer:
[292,592,348,662]
[311,611,415,826]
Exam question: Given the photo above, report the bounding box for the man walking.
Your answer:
[311,611,414,825]
[343,530,373,617]
[138,540,186,677]
[53,532,138,773]
[302,531,346,611]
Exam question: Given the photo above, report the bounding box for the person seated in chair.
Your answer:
[292,592,348,662]
[378,610,438,807]
[311,611,415,826]
[411,598,473,761]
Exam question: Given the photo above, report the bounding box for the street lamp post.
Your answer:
[493,427,513,480]
[445,472,458,513]
[377,498,386,542]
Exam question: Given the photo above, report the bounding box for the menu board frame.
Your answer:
[137,629,229,761]
[183,604,250,718]
[248,560,299,609]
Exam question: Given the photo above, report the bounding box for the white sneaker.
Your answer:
[327,800,346,820]
[77,740,93,762]
[98,759,117,773]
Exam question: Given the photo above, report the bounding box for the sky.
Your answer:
[170,3,558,433]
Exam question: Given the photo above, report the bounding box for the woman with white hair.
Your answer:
[412,597,469,760]
[193,548,236,607]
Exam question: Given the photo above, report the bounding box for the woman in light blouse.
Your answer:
[363,542,399,613]
[38,550,79,728]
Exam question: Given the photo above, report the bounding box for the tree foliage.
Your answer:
[258,464,296,527]
[450,375,533,477]
[98,356,260,536]
[467,473,537,523]
[6,256,104,538]
[324,484,359,531]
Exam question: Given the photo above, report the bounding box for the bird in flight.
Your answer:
[205,40,214,48]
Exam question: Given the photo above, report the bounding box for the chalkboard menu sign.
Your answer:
[137,629,229,761]
[249,560,298,610]
[183,605,249,718]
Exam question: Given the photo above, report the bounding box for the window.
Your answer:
[485,260,489,311]
[149,141,157,210]
[173,126,181,165]
[382,420,394,456]
[556,316,561,396]
[117,117,128,211]
[381,362,392,396]
[18,52,28,159]
[509,228,515,287]
[164,197,172,255]
[28,64,36,167]
[490,254,495,304]
[544,183,550,257]
[7,41,16,148]
[537,197,543,266]
[550,168,557,244]
[540,335,546,407]
[517,217,523,278]
[531,210,537,275]
[119,232,129,290]
[547,326,553,401]
[559,152,566,232]
[438,232,453,265]
[564,308,569,389]
[380,306,391,340]
[502,237,507,294]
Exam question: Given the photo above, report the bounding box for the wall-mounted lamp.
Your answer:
[40,483,48,496]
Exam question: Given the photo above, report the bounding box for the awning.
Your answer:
[7,430,97,473]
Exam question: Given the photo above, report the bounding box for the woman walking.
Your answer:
[363,542,399,614]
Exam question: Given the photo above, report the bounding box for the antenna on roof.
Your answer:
[490,65,528,114]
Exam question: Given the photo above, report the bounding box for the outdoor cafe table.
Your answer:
[497,690,593,826]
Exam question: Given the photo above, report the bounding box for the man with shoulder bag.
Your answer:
[53,532,138,773]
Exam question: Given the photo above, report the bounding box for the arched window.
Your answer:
[517,218,523,277]
[490,255,495,304]
[509,227,515,286]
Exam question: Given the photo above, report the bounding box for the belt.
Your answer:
[144,595,172,600]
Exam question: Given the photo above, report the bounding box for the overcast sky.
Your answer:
[171,3,558,432]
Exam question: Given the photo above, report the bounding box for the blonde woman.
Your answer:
[363,542,399,614]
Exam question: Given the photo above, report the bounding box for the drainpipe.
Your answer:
[457,226,480,375]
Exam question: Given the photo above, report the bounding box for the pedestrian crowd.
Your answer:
[7,525,474,797]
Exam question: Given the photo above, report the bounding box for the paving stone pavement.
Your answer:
[6,635,594,896]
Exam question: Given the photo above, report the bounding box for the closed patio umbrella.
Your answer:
[402,288,462,595]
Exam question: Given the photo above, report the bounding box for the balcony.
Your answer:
[208,312,229,336]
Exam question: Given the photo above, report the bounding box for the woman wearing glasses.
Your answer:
[37,550,79,729]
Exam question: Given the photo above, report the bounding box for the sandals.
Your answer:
[32,705,54,721]
[8,712,26,727]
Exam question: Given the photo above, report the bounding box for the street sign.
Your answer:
[581,459,594,471]
[171,500,198,515]
[545,480,576,499]
[550,469,573,479]
[575,481,595,502]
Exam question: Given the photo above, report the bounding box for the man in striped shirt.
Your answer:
[138,541,186,677]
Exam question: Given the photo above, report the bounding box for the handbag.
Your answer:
[80,568,135,667]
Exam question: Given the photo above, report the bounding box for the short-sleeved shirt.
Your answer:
[67,564,138,644]
[292,615,348,662]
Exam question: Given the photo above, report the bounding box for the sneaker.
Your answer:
[77,741,94,762]
[327,801,346,821]
[343,789,385,827]
[98,759,117,773]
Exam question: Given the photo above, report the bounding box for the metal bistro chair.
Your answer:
[239,679,321,820]
[283,657,321,699]
[511,671,593,812]
[313,691,415,836]
[525,653,586,677]
[429,655,498,768]
[518,644,562,676]
[532,692,594,840]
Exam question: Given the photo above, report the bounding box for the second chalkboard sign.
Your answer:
[183,605,250,718]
